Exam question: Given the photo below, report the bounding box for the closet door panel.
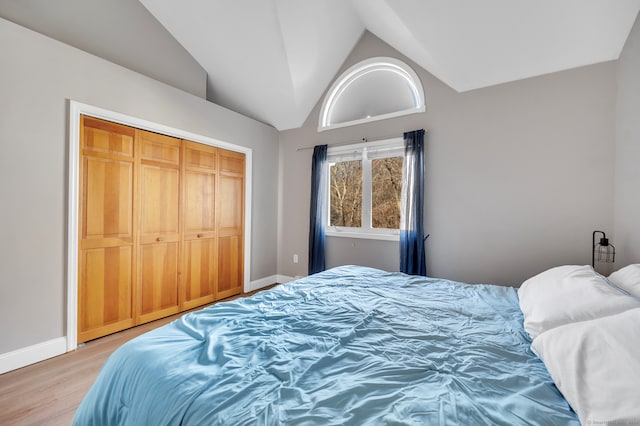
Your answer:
[140,135,180,165]
[138,242,179,321]
[219,154,244,174]
[216,149,245,299]
[78,247,134,342]
[217,175,243,236]
[217,235,242,299]
[184,171,215,234]
[182,141,217,309]
[184,238,217,309]
[185,144,216,171]
[138,165,180,239]
[82,117,134,158]
[137,131,181,323]
[78,116,136,343]
[82,157,133,241]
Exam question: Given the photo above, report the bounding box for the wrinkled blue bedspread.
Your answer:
[74,266,578,425]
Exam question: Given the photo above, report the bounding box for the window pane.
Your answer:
[372,157,403,229]
[330,160,362,227]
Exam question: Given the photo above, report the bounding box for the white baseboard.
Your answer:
[277,274,296,283]
[246,274,300,292]
[246,275,279,292]
[0,337,67,375]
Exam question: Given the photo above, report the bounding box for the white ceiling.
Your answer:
[139,0,364,130]
[140,0,640,131]
[2,1,638,131]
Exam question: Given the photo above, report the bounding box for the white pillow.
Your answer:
[531,308,640,425]
[517,265,639,339]
[608,264,640,298]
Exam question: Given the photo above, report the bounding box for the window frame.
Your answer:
[325,138,404,241]
[318,57,425,132]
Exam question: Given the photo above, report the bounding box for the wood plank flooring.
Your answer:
[0,285,276,426]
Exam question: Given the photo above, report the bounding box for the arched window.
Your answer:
[318,57,425,131]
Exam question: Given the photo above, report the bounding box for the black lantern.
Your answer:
[592,230,615,268]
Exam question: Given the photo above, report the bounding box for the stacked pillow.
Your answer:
[518,265,639,339]
[607,263,640,298]
[518,264,640,425]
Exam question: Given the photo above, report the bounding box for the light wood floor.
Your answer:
[0,285,276,426]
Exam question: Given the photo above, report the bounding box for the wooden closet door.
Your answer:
[137,130,181,323]
[78,117,136,343]
[217,149,245,299]
[182,141,218,310]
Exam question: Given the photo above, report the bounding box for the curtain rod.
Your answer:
[295,133,404,152]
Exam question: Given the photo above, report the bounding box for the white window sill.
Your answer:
[325,229,399,241]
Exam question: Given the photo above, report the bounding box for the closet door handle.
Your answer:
[197,233,203,238]
[155,236,163,242]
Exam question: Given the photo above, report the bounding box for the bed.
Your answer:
[74,265,639,425]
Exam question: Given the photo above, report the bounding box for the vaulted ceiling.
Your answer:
[2,0,639,131]
[139,0,640,130]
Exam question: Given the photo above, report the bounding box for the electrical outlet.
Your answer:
[293,254,299,264]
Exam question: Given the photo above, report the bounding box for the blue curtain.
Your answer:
[400,129,427,276]
[309,144,328,275]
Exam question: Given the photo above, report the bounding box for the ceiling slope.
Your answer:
[355,0,640,92]
[142,0,640,130]
[140,0,364,130]
[0,0,207,98]
[3,0,638,130]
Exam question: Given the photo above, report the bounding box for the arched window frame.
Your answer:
[318,57,425,132]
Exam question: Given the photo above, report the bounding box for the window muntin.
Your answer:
[326,138,404,240]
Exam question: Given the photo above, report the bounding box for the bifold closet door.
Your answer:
[78,117,136,343]
[216,149,245,299]
[182,141,218,310]
[79,116,246,342]
[137,130,181,324]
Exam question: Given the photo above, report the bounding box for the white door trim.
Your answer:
[67,100,253,352]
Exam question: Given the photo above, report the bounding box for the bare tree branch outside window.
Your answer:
[372,157,403,228]
[330,160,362,227]
[330,156,403,229]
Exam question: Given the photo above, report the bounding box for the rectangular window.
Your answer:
[326,138,404,240]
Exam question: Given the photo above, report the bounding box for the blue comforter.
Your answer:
[74,266,578,425]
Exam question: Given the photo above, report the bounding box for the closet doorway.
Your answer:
[67,102,252,349]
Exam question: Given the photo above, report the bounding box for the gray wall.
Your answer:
[0,0,207,98]
[0,17,279,354]
[279,32,617,286]
[615,14,640,266]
